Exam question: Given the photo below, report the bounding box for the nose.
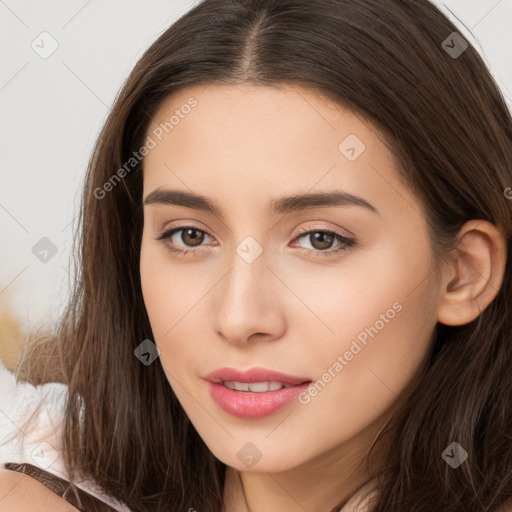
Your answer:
[212,248,287,346]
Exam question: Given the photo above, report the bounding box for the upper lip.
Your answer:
[205,367,312,385]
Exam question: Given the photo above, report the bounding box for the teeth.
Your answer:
[222,381,289,392]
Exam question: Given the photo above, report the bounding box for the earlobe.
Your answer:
[436,220,507,326]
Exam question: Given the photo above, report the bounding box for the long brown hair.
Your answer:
[16,0,512,510]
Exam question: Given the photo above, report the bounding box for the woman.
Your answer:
[1,0,511,510]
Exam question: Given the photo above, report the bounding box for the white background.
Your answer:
[1,0,512,334]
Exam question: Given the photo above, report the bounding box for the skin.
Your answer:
[0,468,79,511]
[139,83,507,511]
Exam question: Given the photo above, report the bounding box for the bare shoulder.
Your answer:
[497,497,512,512]
[490,496,512,512]
[0,467,79,511]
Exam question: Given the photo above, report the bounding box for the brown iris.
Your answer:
[308,232,335,250]
[181,228,205,247]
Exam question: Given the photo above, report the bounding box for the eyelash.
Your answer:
[155,225,356,258]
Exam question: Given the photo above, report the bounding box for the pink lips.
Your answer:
[205,367,312,419]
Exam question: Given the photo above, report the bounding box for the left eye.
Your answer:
[156,226,355,256]
[296,230,353,252]
[293,228,355,255]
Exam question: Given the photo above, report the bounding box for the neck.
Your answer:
[223,414,390,512]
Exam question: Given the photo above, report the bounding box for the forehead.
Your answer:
[147,82,377,146]
[142,83,419,222]
[146,82,368,153]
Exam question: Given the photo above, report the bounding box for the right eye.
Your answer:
[156,226,216,256]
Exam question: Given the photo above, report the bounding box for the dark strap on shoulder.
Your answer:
[3,462,119,511]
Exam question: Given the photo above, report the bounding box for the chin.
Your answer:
[206,441,309,474]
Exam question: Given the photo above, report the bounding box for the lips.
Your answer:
[205,367,312,419]
[205,367,311,386]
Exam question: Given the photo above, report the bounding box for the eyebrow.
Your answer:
[143,188,379,218]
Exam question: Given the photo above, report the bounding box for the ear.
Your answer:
[437,220,507,326]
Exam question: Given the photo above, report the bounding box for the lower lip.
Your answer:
[206,381,311,419]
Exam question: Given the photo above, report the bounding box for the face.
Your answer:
[140,83,442,474]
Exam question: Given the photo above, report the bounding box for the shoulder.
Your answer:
[0,467,79,511]
[495,497,512,512]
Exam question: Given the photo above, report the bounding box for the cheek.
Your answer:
[139,242,213,374]
[276,246,410,348]
[140,267,190,389]
[140,242,179,359]
[140,244,168,335]
[293,241,437,391]
[140,239,191,336]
